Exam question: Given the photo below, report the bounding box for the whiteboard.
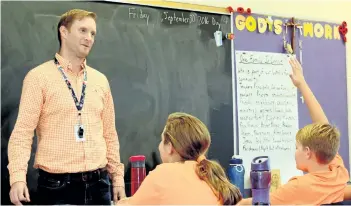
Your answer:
[235,50,303,188]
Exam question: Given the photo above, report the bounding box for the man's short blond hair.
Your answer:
[57,9,97,46]
[296,123,340,164]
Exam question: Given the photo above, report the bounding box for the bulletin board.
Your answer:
[231,11,349,187]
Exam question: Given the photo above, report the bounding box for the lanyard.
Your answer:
[54,58,87,112]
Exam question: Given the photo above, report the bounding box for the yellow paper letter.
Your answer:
[246,16,257,32]
[236,15,246,31]
[324,24,333,39]
[274,19,283,35]
[303,22,314,37]
[257,17,267,33]
[314,23,324,38]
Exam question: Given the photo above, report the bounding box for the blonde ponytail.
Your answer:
[195,159,242,205]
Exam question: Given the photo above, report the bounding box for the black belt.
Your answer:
[38,168,108,182]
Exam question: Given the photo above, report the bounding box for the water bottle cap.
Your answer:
[230,155,243,164]
[232,155,242,159]
[129,155,146,162]
[251,156,270,171]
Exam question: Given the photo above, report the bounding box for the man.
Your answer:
[8,9,125,205]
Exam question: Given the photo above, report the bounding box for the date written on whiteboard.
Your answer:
[128,8,150,25]
[161,11,228,27]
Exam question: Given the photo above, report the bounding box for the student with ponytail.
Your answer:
[118,112,242,205]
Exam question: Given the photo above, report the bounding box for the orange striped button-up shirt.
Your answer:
[8,53,124,187]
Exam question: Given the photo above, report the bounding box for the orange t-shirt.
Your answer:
[126,161,220,205]
[270,154,350,205]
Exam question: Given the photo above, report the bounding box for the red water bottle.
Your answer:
[129,155,146,196]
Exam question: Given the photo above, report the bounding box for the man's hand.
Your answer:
[9,182,30,205]
[289,57,306,88]
[113,186,126,204]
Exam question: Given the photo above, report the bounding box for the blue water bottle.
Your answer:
[228,155,245,197]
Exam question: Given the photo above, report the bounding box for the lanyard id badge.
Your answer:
[74,113,85,142]
[54,58,87,142]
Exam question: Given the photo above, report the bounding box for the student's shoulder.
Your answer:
[145,163,178,184]
[286,174,311,188]
[289,173,327,190]
[271,175,317,205]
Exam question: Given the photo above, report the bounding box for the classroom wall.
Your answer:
[122,0,351,174]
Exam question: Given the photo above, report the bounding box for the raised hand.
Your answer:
[289,57,306,88]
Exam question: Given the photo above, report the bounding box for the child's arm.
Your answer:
[289,57,346,169]
[238,179,300,205]
[289,57,329,124]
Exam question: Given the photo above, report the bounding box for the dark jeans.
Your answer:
[36,168,111,205]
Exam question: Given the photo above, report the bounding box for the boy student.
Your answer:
[239,57,349,205]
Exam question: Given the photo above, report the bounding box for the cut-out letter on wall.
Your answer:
[274,19,283,35]
[258,17,267,33]
[246,16,257,32]
[303,22,314,37]
[314,23,324,38]
[324,24,333,39]
[266,16,273,32]
[236,15,246,31]
[334,25,341,40]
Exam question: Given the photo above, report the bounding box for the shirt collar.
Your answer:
[55,53,87,74]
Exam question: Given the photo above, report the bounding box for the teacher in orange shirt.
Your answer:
[8,9,125,205]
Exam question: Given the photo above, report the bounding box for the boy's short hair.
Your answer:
[296,123,340,164]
